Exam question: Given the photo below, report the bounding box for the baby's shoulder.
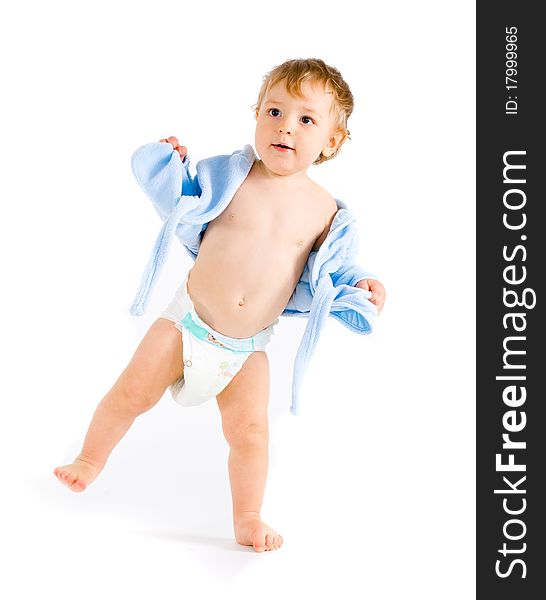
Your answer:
[307,182,340,251]
[309,181,338,222]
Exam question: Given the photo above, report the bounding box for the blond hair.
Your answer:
[253,58,353,164]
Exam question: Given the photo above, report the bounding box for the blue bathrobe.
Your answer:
[130,142,378,415]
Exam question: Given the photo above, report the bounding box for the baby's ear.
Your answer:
[333,128,349,148]
[322,129,348,158]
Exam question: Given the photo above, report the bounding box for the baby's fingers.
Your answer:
[370,289,386,313]
[160,135,179,147]
[159,137,187,160]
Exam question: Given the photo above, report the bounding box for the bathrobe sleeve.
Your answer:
[283,229,378,333]
[330,261,378,288]
[326,223,378,334]
[131,142,201,222]
[282,213,378,317]
[129,142,205,315]
[131,141,208,260]
[129,143,255,315]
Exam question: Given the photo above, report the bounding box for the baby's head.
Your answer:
[253,58,353,170]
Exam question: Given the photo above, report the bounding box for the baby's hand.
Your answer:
[355,279,386,314]
[159,136,187,161]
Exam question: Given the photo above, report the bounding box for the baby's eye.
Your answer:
[268,108,281,117]
[301,115,315,125]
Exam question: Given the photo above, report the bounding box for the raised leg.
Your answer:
[216,351,283,552]
[54,317,184,492]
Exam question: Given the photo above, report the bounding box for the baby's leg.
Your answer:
[216,351,283,552]
[54,317,183,492]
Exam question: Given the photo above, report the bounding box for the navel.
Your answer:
[238,297,245,307]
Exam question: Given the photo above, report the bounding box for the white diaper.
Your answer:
[160,276,277,407]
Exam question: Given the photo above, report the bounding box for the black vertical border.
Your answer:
[477,2,544,598]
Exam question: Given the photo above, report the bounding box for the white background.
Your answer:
[1,1,475,598]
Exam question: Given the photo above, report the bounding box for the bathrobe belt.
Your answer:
[290,276,338,415]
[130,196,191,316]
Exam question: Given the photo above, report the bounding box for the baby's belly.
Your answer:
[187,234,308,338]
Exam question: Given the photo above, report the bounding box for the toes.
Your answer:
[64,471,77,485]
[253,532,267,553]
[54,467,68,483]
[65,472,86,492]
[242,522,283,552]
[262,532,283,551]
[72,478,86,492]
[53,467,86,492]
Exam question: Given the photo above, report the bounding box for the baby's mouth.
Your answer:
[272,143,294,151]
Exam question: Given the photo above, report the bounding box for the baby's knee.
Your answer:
[223,421,269,450]
[111,377,159,416]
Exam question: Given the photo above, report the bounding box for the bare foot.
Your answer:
[234,512,283,552]
[53,455,102,493]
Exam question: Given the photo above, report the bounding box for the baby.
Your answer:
[54,58,386,552]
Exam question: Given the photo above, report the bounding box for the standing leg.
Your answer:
[54,318,184,492]
[216,351,283,552]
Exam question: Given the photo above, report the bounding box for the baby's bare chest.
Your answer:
[209,181,326,248]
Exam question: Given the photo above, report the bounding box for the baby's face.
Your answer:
[255,80,344,176]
